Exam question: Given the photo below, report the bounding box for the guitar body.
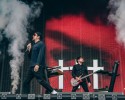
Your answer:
[71,78,80,86]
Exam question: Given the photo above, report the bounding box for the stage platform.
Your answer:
[0,92,125,100]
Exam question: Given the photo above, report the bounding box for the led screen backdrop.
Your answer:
[0,0,125,94]
[45,14,125,92]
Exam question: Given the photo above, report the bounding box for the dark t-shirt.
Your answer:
[30,41,45,68]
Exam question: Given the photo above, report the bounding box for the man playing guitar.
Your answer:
[71,56,91,92]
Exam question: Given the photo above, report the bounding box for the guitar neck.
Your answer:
[80,72,96,80]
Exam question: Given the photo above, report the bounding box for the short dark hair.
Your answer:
[35,32,42,40]
[76,56,83,63]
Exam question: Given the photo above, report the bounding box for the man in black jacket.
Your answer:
[23,32,57,94]
[72,56,91,92]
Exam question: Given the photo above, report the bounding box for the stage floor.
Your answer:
[0,92,125,100]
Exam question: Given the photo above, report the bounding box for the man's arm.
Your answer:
[34,42,45,72]
[72,65,76,78]
[36,43,45,66]
[72,65,81,81]
[26,42,33,59]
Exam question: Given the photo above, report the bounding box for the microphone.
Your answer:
[25,42,32,52]
[25,47,29,52]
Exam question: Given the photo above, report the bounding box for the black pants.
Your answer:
[72,81,89,92]
[22,67,53,94]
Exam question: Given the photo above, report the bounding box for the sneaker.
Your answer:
[51,90,57,94]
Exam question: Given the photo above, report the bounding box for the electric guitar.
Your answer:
[71,70,101,86]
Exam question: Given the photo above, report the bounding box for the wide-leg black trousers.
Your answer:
[22,67,53,94]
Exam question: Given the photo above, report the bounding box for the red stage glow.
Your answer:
[45,14,125,92]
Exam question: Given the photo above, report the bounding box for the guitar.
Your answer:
[71,70,101,86]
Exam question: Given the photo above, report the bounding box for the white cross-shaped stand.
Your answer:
[88,59,104,89]
[59,60,73,89]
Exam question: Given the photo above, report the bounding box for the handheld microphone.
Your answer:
[25,41,32,52]
[25,47,29,52]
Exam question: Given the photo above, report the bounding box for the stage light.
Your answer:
[112,94,117,100]
[57,93,62,99]
[98,94,105,100]
[43,94,50,99]
[71,93,76,99]
[28,94,35,99]
[0,92,10,99]
[16,94,21,99]
[83,93,90,100]
[1,94,7,99]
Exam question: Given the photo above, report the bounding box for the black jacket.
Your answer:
[29,41,45,68]
[72,64,91,83]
